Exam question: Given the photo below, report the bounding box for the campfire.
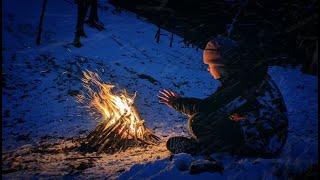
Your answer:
[77,71,160,153]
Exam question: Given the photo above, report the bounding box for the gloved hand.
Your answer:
[158,89,180,108]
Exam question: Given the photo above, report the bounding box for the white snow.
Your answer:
[2,0,318,179]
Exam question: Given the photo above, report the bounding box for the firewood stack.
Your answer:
[77,71,160,154]
[81,116,160,154]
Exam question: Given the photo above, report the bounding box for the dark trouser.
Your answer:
[188,112,245,154]
[88,0,99,22]
[75,0,99,36]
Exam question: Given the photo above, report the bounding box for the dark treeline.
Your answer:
[110,0,318,75]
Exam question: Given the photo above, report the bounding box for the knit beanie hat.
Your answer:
[203,35,241,67]
[204,36,268,85]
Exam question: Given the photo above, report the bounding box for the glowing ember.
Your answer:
[77,70,159,153]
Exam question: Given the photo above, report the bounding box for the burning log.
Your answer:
[77,71,160,154]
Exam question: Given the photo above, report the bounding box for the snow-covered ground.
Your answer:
[2,0,318,179]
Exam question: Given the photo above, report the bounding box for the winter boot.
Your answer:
[166,136,200,155]
[85,20,105,31]
[189,159,224,174]
[73,35,82,48]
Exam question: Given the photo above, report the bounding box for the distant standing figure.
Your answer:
[74,0,105,47]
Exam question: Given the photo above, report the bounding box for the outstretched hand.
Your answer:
[158,89,180,108]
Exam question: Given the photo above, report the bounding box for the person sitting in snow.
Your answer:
[74,0,105,47]
[158,36,288,157]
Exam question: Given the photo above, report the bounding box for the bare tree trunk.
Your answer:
[36,0,48,45]
[155,26,161,43]
[169,33,173,47]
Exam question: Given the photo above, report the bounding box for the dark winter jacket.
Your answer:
[171,73,288,156]
[171,37,288,156]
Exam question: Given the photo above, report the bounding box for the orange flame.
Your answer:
[77,70,146,140]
